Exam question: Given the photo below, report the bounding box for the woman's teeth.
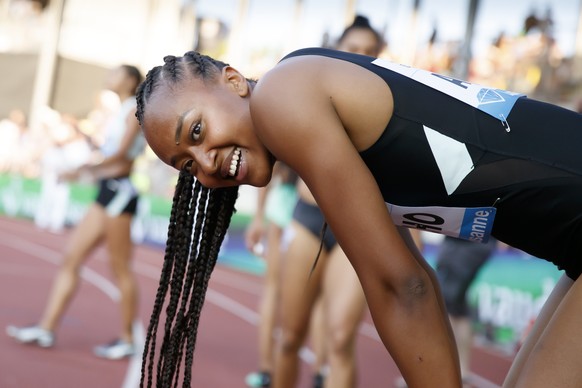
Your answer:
[229,147,241,176]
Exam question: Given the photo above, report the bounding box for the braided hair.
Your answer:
[136,52,240,387]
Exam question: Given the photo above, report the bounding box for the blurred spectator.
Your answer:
[34,112,92,233]
[0,109,27,173]
[0,0,46,52]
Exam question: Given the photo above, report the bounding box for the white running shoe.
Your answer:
[6,325,55,348]
[93,339,135,360]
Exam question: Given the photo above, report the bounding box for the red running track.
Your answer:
[0,216,513,387]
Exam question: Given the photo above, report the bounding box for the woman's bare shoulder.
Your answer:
[252,55,325,103]
[251,53,393,151]
[250,56,329,134]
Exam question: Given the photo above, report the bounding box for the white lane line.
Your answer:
[1,223,498,388]
[132,262,321,365]
[191,265,502,387]
[210,269,264,295]
[0,233,145,388]
[206,289,260,325]
[0,234,120,301]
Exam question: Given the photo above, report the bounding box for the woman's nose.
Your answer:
[192,147,218,175]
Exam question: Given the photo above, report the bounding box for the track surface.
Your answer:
[0,216,512,387]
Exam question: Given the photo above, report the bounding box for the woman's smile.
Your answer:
[227,147,241,177]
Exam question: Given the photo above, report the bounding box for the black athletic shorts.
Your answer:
[95,177,139,216]
[436,236,497,317]
[292,198,337,252]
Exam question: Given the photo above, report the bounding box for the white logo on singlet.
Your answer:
[371,58,524,122]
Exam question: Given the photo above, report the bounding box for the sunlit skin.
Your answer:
[142,67,275,189]
[144,55,461,387]
[138,46,582,387]
[269,23,385,388]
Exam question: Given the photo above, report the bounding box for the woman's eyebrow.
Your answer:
[175,113,186,145]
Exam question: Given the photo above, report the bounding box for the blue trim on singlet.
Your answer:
[280,48,582,184]
[370,57,524,123]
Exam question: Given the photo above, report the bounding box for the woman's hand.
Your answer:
[245,216,265,256]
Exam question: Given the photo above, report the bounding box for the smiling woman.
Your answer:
[138,53,273,189]
[137,46,582,388]
[135,52,264,388]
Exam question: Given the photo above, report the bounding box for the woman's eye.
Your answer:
[182,160,194,173]
[189,122,202,141]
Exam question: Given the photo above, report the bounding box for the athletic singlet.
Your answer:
[280,48,582,278]
[101,96,146,160]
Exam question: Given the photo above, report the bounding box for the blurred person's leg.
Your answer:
[103,211,137,344]
[247,181,297,387]
[308,295,327,387]
[323,245,366,388]
[254,222,283,385]
[273,219,328,388]
[39,203,106,331]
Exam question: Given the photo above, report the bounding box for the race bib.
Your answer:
[386,203,496,243]
[372,58,524,122]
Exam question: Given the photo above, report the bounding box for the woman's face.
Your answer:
[104,66,128,95]
[141,69,275,189]
[338,29,381,57]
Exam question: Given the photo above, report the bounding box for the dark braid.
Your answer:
[160,184,209,386]
[140,175,239,386]
[176,187,238,386]
[156,179,202,385]
[141,172,192,388]
[136,51,247,386]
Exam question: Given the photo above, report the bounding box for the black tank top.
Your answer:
[280,48,582,208]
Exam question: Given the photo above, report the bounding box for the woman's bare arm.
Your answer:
[87,107,141,179]
[61,107,141,182]
[251,58,462,387]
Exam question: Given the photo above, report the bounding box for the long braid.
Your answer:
[171,184,212,386]
[137,51,243,387]
[163,184,209,387]
[156,173,197,384]
[181,186,238,386]
[152,185,238,387]
[168,181,206,385]
[140,172,192,388]
[179,188,220,385]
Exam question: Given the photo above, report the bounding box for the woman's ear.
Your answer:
[223,66,249,97]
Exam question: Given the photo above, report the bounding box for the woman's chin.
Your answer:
[257,170,275,187]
